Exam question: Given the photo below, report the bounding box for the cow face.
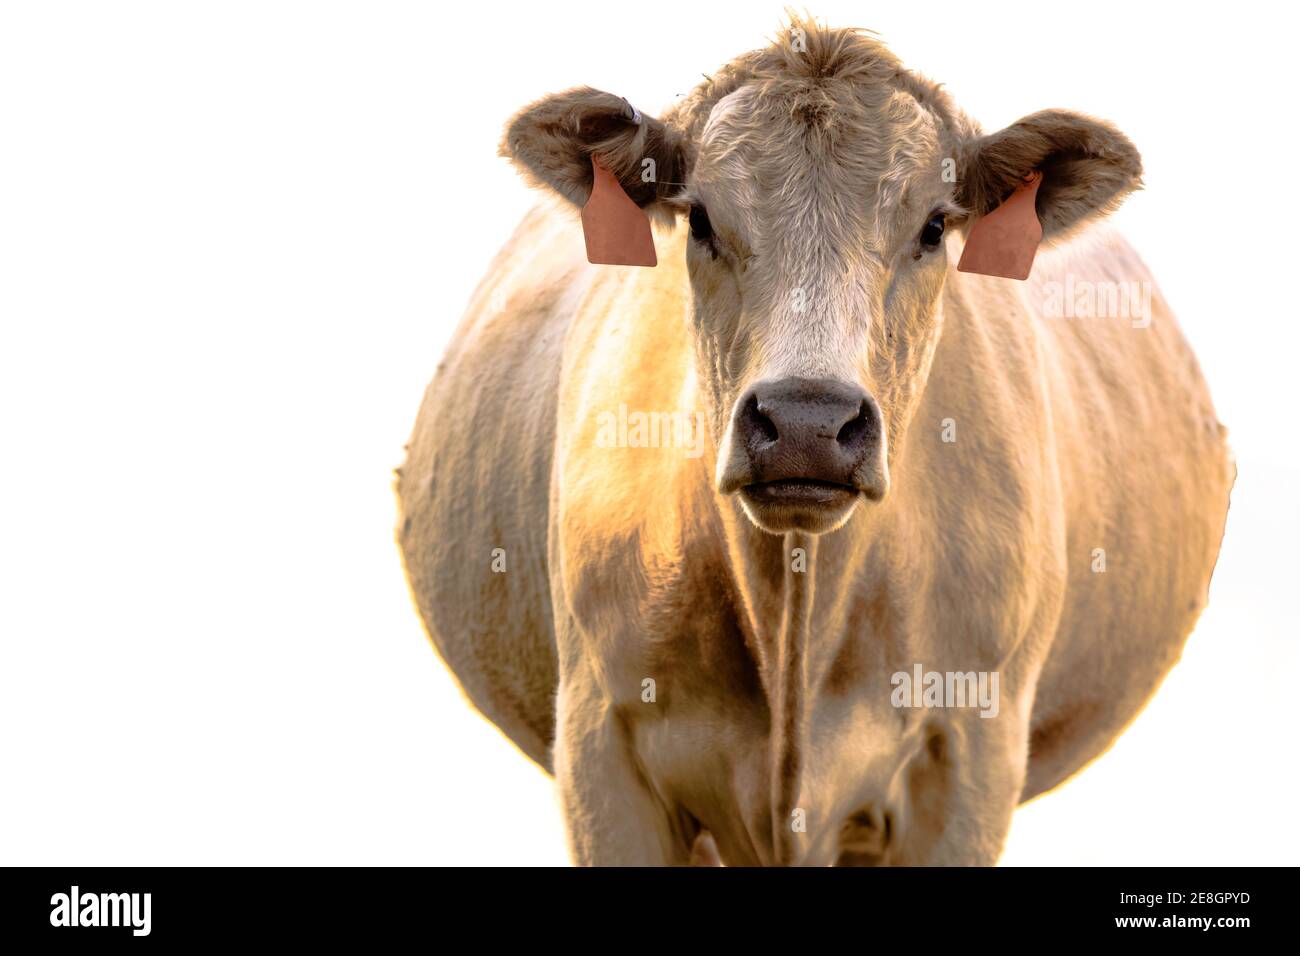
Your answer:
[680,75,956,535]
[503,24,1141,535]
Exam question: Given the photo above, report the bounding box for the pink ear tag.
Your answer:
[580,157,657,267]
[957,171,1043,280]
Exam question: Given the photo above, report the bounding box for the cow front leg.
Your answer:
[554,671,688,866]
[892,704,1033,866]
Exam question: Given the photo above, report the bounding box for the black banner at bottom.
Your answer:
[0,865,1285,943]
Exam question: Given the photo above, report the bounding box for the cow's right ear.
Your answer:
[500,87,687,216]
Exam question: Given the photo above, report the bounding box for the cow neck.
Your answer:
[767,530,815,865]
[713,502,819,865]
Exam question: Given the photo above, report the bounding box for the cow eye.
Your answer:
[688,203,714,243]
[920,213,945,249]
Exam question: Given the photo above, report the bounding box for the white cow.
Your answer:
[398,19,1233,865]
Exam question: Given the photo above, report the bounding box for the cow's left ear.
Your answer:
[500,87,687,219]
[957,110,1143,242]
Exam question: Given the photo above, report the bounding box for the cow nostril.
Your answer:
[744,393,779,444]
[836,401,872,447]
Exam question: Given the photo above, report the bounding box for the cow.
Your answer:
[397,18,1233,865]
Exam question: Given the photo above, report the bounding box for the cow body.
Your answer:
[399,21,1232,864]
[397,204,1231,865]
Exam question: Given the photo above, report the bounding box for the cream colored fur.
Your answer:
[397,19,1232,866]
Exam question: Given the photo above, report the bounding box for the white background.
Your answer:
[1,1,1295,865]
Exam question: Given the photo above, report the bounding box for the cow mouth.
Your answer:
[738,478,861,533]
[742,478,859,506]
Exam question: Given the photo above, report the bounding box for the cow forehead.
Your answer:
[693,82,951,253]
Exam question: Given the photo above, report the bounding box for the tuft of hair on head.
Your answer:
[773,8,899,82]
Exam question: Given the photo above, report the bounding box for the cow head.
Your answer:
[502,19,1141,535]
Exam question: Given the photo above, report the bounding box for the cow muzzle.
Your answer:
[718,377,888,534]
